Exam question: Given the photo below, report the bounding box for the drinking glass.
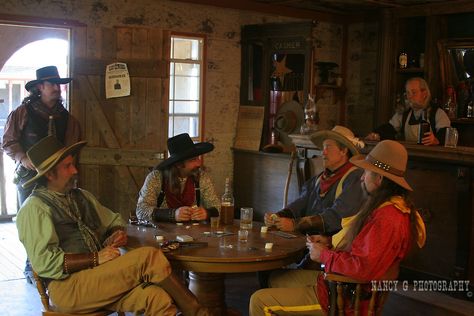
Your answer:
[210,216,219,233]
[238,229,248,243]
[240,207,253,230]
[444,127,459,148]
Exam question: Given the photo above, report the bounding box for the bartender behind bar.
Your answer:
[367,77,451,145]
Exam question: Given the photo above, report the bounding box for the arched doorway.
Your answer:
[0,24,69,219]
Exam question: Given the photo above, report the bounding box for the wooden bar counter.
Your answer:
[233,136,474,293]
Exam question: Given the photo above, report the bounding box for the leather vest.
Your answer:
[20,102,69,151]
[31,189,102,253]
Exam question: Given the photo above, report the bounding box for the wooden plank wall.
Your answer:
[70,26,169,219]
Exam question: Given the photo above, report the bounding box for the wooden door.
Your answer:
[70,26,170,220]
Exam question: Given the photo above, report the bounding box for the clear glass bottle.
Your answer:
[445,86,457,120]
[220,178,235,225]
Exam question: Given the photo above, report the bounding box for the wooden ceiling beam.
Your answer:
[392,0,474,17]
[171,0,348,23]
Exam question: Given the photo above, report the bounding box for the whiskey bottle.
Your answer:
[220,178,235,225]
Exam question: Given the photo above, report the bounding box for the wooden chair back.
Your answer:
[325,273,388,316]
[32,271,124,316]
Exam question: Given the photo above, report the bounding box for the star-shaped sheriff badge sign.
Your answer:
[272,55,292,88]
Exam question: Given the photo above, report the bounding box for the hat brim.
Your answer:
[350,154,412,191]
[274,100,304,135]
[156,142,214,170]
[310,130,359,156]
[22,140,87,188]
[25,78,72,92]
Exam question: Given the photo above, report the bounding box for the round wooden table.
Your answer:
[126,220,306,315]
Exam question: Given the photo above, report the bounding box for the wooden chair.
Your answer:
[33,271,125,316]
[325,273,388,316]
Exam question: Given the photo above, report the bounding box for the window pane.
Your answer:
[172,38,201,60]
[169,116,199,138]
[169,100,199,114]
[174,76,200,100]
[169,35,203,138]
[174,63,200,77]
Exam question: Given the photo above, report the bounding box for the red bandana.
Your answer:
[319,162,354,196]
[165,178,196,208]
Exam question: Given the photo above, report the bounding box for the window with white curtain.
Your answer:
[169,35,204,139]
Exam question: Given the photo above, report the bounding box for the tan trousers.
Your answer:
[48,247,177,316]
[268,270,320,288]
[249,286,323,316]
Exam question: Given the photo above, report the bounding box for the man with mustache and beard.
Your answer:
[367,77,451,145]
[2,65,81,284]
[136,133,219,223]
[250,140,426,316]
[17,136,213,315]
[2,66,81,206]
[260,126,366,289]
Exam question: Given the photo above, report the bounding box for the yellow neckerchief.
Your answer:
[328,166,358,248]
[378,196,426,248]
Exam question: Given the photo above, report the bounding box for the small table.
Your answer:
[126,221,306,314]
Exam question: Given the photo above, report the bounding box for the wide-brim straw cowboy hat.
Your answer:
[25,66,72,92]
[350,140,412,191]
[156,133,214,170]
[310,125,365,156]
[22,136,87,188]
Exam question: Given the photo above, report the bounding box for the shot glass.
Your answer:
[238,229,248,243]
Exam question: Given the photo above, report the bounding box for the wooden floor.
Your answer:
[0,221,259,316]
[2,221,472,316]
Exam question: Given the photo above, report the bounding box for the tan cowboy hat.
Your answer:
[310,125,364,156]
[22,136,87,188]
[350,140,412,191]
[156,133,214,170]
[25,66,72,92]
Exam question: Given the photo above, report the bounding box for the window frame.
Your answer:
[169,32,207,141]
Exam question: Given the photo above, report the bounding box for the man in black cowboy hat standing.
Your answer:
[17,135,213,315]
[2,65,81,284]
[2,65,81,205]
[136,133,219,223]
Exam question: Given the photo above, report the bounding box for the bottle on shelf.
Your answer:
[399,52,408,69]
[419,53,425,68]
[417,110,430,145]
[220,177,235,225]
[467,82,474,118]
[444,85,457,120]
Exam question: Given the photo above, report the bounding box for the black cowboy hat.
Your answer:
[156,133,214,170]
[25,66,72,92]
[22,136,87,188]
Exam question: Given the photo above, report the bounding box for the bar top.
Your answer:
[289,134,474,166]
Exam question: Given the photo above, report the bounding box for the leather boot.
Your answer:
[159,273,213,316]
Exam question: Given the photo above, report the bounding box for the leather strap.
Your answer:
[63,252,98,274]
